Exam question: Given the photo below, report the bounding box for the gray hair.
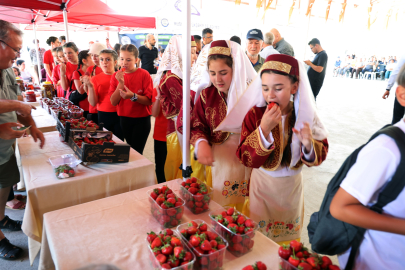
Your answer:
[0,20,23,43]
[397,63,405,88]
[264,32,275,45]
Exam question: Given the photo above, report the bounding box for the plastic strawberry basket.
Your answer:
[278,256,341,270]
[146,230,195,270]
[208,206,258,257]
[148,189,185,228]
[177,179,213,214]
[176,219,228,270]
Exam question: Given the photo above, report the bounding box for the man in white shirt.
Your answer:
[382,53,405,124]
[259,31,280,60]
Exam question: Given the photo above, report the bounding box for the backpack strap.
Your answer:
[345,125,405,270]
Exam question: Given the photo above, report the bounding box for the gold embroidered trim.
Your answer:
[191,41,197,47]
[256,128,273,154]
[260,61,292,74]
[209,47,231,56]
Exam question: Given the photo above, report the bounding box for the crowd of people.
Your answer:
[0,18,404,270]
[333,54,398,80]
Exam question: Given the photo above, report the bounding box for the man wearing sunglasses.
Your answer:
[0,19,45,261]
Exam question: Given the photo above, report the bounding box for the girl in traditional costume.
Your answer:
[220,54,329,244]
[153,35,204,182]
[177,40,257,210]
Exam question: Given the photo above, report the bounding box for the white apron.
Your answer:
[249,168,304,243]
[211,134,251,210]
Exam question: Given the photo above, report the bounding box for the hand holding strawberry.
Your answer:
[260,102,282,138]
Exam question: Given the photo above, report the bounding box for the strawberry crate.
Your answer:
[146,229,195,270]
[209,206,258,257]
[177,178,213,214]
[176,219,228,270]
[56,111,103,142]
[148,188,185,228]
[68,130,129,163]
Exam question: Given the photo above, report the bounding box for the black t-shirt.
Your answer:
[307,50,328,88]
[138,45,158,75]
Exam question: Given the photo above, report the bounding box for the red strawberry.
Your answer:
[166,197,176,205]
[189,235,201,247]
[290,240,303,252]
[217,243,226,250]
[198,223,208,232]
[161,244,173,255]
[288,253,300,267]
[173,246,185,259]
[156,254,167,264]
[187,226,197,235]
[209,240,218,248]
[151,237,163,249]
[226,207,235,216]
[256,261,267,270]
[188,187,198,194]
[147,231,157,243]
[188,221,198,227]
[224,216,234,225]
[183,251,193,261]
[206,231,218,241]
[170,237,182,247]
[278,244,292,260]
[161,263,171,269]
[267,102,278,110]
[161,186,168,194]
[237,225,246,234]
[236,215,246,225]
[227,223,238,234]
[244,219,254,228]
[190,177,197,183]
[168,254,180,267]
[298,262,312,270]
[306,256,319,268]
[221,211,228,217]
[242,266,254,270]
[321,256,332,268]
[200,240,212,251]
[121,67,126,72]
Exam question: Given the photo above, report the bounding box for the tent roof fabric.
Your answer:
[45,0,155,29]
[0,0,81,11]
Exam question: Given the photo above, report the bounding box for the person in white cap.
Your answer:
[86,42,107,123]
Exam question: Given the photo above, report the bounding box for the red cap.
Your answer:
[261,54,299,78]
[191,36,196,47]
[208,40,231,57]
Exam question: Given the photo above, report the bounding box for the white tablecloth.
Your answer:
[30,106,57,133]
[39,181,280,270]
[18,131,156,265]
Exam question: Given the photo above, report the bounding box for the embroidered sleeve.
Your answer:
[159,76,183,119]
[301,138,329,167]
[236,108,274,168]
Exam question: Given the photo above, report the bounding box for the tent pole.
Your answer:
[182,0,191,181]
[63,8,70,42]
[33,22,42,84]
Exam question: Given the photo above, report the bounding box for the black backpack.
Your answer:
[307,125,405,270]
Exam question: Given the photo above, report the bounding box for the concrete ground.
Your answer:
[0,75,395,269]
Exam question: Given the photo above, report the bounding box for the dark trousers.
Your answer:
[392,96,405,124]
[88,113,99,125]
[309,79,322,100]
[120,115,151,155]
[98,111,124,141]
[154,139,167,183]
[351,68,362,78]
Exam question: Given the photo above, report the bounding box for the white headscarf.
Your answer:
[153,35,183,88]
[190,40,257,122]
[215,59,328,167]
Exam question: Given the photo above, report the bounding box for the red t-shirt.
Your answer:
[64,62,78,96]
[108,68,152,118]
[52,65,64,98]
[87,65,103,77]
[72,68,89,112]
[43,49,54,82]
[91,73,116,113]
[152,88,168,142]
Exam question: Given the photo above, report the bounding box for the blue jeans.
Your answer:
[385,71,392,79]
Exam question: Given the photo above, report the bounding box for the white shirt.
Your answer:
[386,53,405,90]
[259,45,280,60]
[338,119,405,270]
